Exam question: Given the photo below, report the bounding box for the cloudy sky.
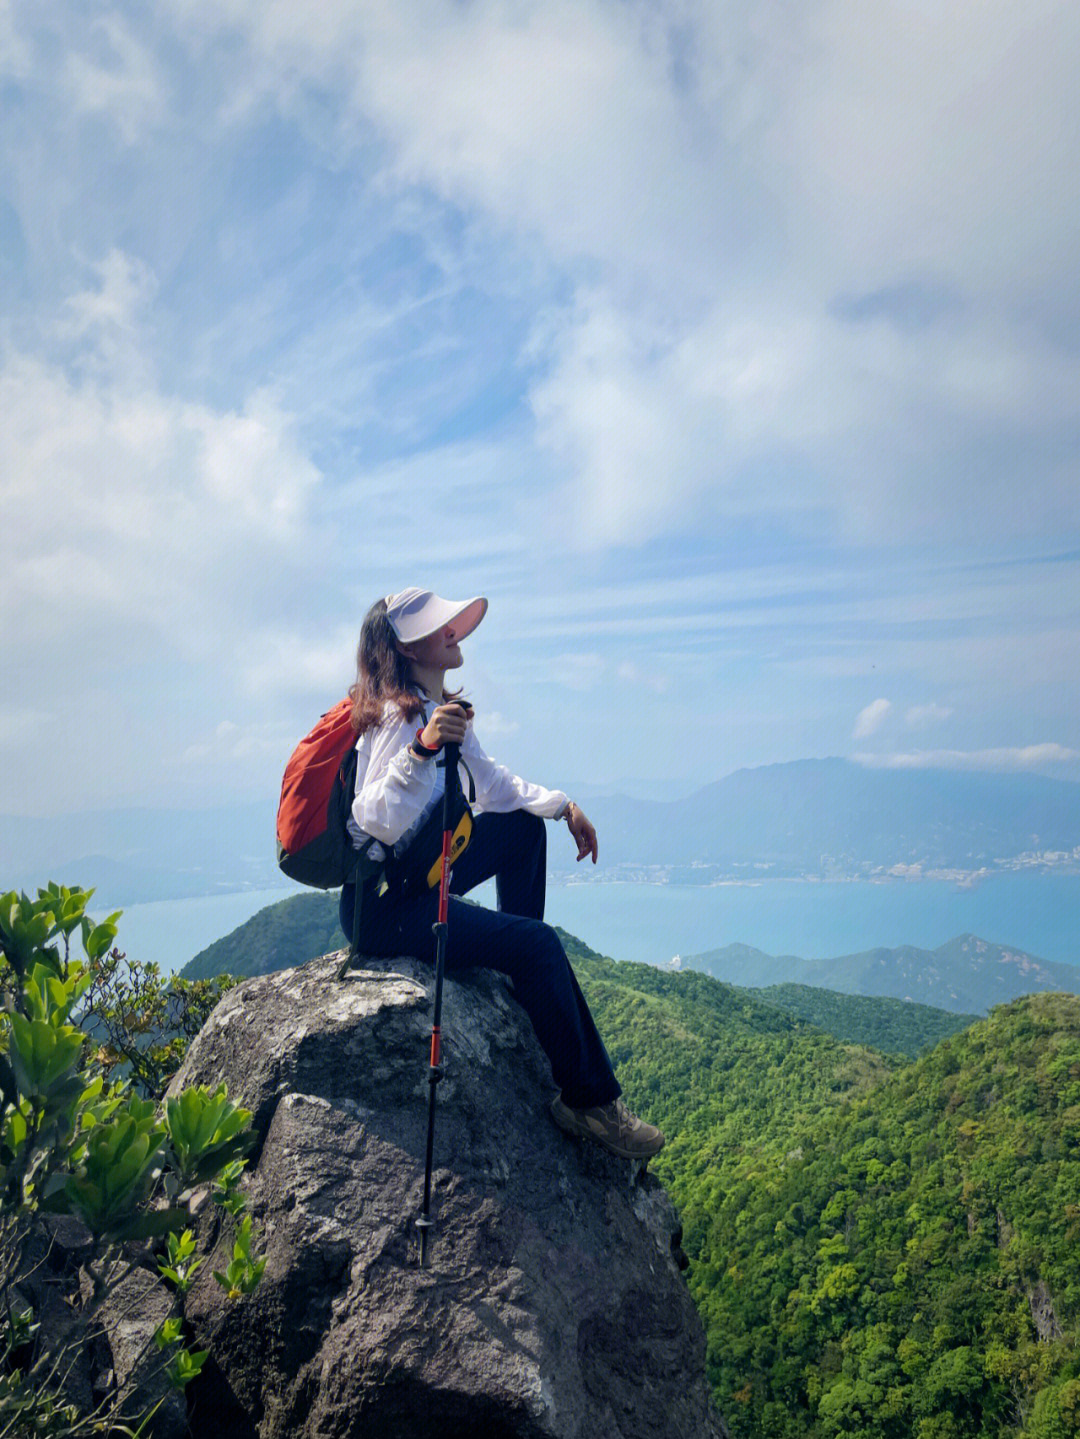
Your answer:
[3,0,1079,817]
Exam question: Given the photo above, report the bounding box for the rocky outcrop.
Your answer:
[22,1216,187,1439]
[87,1266,188,1437]
[169,951,725,1439]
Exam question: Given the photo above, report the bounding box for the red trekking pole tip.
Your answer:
[430,1026,441,1067]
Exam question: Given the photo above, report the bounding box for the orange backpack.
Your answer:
[276,698,363,889]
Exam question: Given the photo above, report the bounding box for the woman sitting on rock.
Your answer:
[338,587,664,1162]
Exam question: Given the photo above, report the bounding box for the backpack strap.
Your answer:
[350,842,384,947]
[457,754,476,804]
[337,840,386,977]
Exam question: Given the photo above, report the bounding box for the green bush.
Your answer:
[0,883,261,1435]
[80,943,235,1100]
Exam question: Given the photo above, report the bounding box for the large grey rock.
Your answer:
[23,1217,186,1439]
[89,1267,188,1439]
[169,951,725,1439]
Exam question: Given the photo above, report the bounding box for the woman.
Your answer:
[338,587,664,1162]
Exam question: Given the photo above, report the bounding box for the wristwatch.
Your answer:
[410,728,441,760]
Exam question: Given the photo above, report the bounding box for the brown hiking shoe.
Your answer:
[551,1095,665,1160]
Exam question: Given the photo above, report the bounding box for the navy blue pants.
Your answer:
[339,809,620,1109]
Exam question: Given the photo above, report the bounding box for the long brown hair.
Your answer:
[349,597,465,736]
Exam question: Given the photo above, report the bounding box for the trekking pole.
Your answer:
[416,740,460,1268]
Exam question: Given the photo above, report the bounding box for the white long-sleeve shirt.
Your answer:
[347,697,569,856]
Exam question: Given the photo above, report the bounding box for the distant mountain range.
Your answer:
[683,933,1080,1014]
[550,758,1080,881]
[0,801,279,903]
[3,757,1078,901]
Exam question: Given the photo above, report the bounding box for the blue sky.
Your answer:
[2,0,1079,816]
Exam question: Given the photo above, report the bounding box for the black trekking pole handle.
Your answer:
[417,741,460,1268]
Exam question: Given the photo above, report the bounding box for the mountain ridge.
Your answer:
[4,757,1078,900]
[554,757,1080,879]
[685,930,1080,1013]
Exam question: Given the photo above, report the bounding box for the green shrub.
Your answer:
[0,883,261,1435]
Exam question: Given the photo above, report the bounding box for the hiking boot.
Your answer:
[551,1095,665,1160]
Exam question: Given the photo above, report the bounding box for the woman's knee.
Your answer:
[518,916,568,969]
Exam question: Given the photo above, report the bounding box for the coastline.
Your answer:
[90,869,1080,977]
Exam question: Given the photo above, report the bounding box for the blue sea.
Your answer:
[98,871,1080,977]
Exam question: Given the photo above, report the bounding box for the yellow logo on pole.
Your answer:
[425,812,473,889]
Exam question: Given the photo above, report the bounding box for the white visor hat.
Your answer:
[384,588,488,645]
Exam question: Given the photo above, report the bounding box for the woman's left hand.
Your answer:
[565,803,598,864]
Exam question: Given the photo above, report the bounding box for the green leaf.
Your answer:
[107,1206,191,1243]
[166,1347,209,1388]
[64,1101,168,1237]
[155,1317,183,1350]
[7,1013,85,1099]
[4,1106,28,1155]
[86,918,120,962]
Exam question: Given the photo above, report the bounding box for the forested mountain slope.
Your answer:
[675,991,1080,1438]
[561,940,1080,1436]
[743,983,978,1057]
[561,934,896,1172]
[181,889,345,979]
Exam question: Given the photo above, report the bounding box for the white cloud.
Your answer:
[548,653,607,691]
[239,626,358,700]
[906,703,953,730]
[531,297,726,548]
[179,717,297,766]
[0,704,54,747]
[617,661,670,695]
[141,0,1080,548]
[773,0,1080,302]
[59,249,156,342]
[476,711,519,738]
[0,0,32,78]
[62,13,166,144]
[52,249,160,389]
[853,744,1080,772]
[2,356,318,652]
[168,0,718,288]
[853,698,892,738]
[1,256,320,670]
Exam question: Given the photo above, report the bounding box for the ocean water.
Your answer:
[544,872,1080,968]
[96,871,1080,977]
[94,888,294,977]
